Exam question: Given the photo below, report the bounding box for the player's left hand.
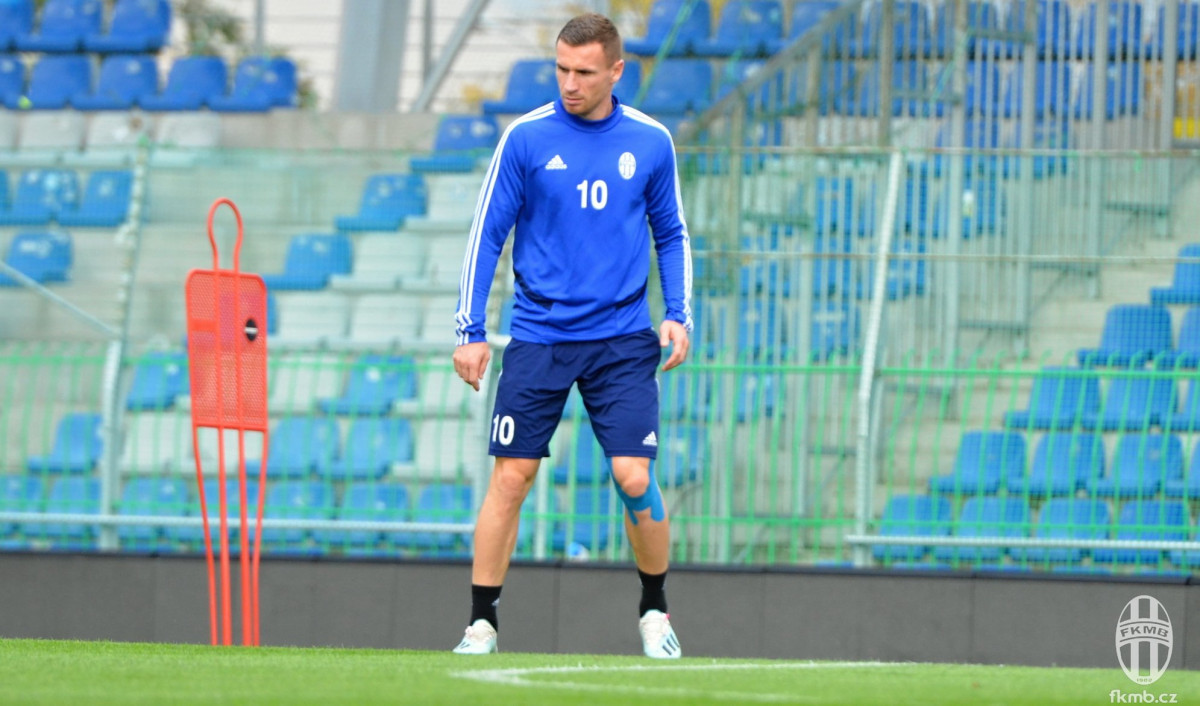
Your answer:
[659,320,690,371]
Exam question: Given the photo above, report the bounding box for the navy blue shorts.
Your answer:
[489,329,661,460]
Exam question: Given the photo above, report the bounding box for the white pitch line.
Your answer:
[451,660,918,704]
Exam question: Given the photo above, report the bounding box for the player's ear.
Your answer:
[611,58,624,86]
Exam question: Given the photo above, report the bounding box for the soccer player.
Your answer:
[450,12,692,658]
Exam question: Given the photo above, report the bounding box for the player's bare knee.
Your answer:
[613,472,650,497]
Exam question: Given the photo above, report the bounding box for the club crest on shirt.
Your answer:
[618,152,636,180]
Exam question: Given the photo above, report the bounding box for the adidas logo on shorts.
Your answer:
[642,431,658,447]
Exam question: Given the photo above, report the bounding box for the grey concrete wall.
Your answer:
[0,552,1195,669]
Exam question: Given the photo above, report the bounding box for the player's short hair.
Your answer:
[557,13,623,65]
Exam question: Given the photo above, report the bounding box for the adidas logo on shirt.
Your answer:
[642,431,658,447]
[545,154,568,170]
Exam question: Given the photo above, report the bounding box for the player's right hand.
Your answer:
[453,341,491,391]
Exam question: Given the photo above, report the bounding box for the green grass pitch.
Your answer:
[0,639,1197,705]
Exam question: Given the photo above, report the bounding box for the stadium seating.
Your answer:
[1072,1,1142,59]
[1003,367,1102,430]
[56,170,132,227]
[272,293,349,346]
[553,421,607,485]
[410,115,500,173]
[0,169,80,225]
[1148,0,1199,59]
[929,430,1027,495]
[343,293,422,348]
[636,59,713,116]
[4,54,91,109]
[329,234,423,290]
[16,0,102,53]
[656,423,705,486]
[324,418,414,481]
[25,412,101,474]
[734,371,778,422]
[259,480,334,551]
[0,474,44,538]
[692,1,783,58]
[853,0,932,58]
[0,55,23,105]
[0,230,73,285]
[334,173,426,232]
[812,298,861,361]
[1081,373,1176,432]
[479,58,557,115]
[70,54,157,111]
[933,496,1030,562]
[1007,432,1105,496]
[124,351,188,411]
[84,0,171,53]
[404,483,473,554]
[318,355,418,416]
[1089,433,1184,498]
[0,1,34,51]
[33,476,100,547]
[116,476,189,547]
[835,62,924,116]
[261,234,352,291]
[244,416,340,480]
[613,58,642,104]
[118,411,192,474]
[139,56,227,111]
[784,60,852,117]
[1073,62,1142,119]
[925,1,1000,57]
[768,0,837,54]
[997,120,1071,180]
[551,485,614,552]
[624,0,711,56]
[1163,438,1200,498]
[1166,378,1200,431]
[1149,244,1200,306]
[1077,304,1173,367]
[1091,500,1189,564]
[166,478,259,546]
[1002,62,1071,118]
[317,482,410,552]
[1013,497,1111,564]
[871,493,953,562]
[209,56,297,112]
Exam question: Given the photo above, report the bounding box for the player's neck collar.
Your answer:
[558,96,622,133]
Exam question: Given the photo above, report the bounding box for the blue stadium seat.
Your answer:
[1073,62,1142,119]
[655,423,705,487]
[245,416,340,480]
[56,170,132,227]
[84,0,170,53]
[1150,245,1200,306]
[737,298,784,361]
[785,60,853,117]
[1148,0,1199,59]
[835,61,924,116]
[1163,438,1200,498]
[1007,432,1105,496]
[552,485,614,552]
[259,480,333,550]
[480,58,558,115]
[166,478,259,546]
[625,0,711,56]
[871,494,953,562]
[16,0,102,52]
[1073,1,1142,58]
[0,231,73,286]
[1002,62,1071,118]
[856,239,927,300]
[317,482,409,552]
[209,56,297,112]
[0,55,24,105]
[866,0,932,58]
[409,114,500,173]
[334,173,426,232]
[125,351,188,411]
[1092,500,1188,564]
[1032,0,1073,58]
[1166,376,1200,431]
[139,56,227,111]
[70,54,156,110]
[998,120,1071,180]
[3,54,90,109]
[637,59,713,116]
[1004,366,1102,430]
[613,58,641,104]
[34,476,100,546]
[933,496,1030,562]
[405,483,473,553]
[692,1,783,58]
[1082,373,1177,432]
[928,119,1000,179]
[319,355,417,417]
[116,476,189,547]
[553,421,608,485]
[0,474,44,538]
[735,371,778,422]
[926,175,1003,239]
[768,0,837,54]
[0,169,80,226]
[926,1,999,57]
[1077,304,1173,367]
[1169,518,1200,567]
[811,298,861,361]
[1014,497,1111,564]
[929,430,1027,495]
[25,412,101,474]
[659,367,720,421]
[260,233,352,291]
[1090,433,1184,498]
[324,418,414,481]
[0,1,33,51]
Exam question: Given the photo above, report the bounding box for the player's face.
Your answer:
[555,40,623,121]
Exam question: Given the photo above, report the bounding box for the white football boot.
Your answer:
[638,610,681,659]
[452,619,498,655]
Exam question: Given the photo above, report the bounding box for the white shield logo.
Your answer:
[1115,595,1172,685]
[618,152,636,180]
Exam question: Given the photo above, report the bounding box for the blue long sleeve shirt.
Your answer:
[455,97,693,345]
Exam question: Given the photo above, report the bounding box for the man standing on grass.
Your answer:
[450,12,693,658]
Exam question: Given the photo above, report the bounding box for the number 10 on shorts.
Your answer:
[492,414,515,445]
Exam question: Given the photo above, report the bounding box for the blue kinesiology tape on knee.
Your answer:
[612,467,665,525]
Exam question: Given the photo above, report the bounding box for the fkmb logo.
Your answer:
[1115,595,1173,685]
